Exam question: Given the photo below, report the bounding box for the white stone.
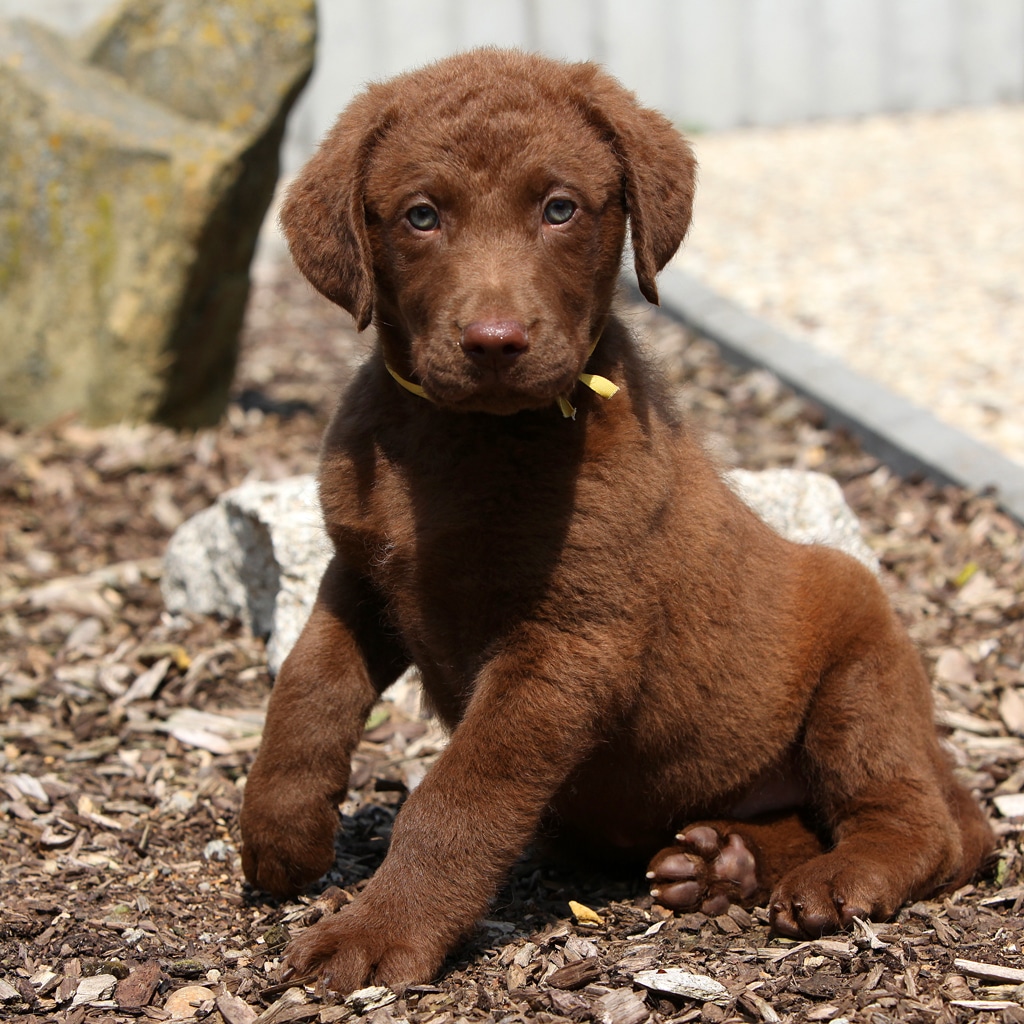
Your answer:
[161,475,331,675]
[726,468,877,571]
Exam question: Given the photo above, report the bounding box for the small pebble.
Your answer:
[164,985,215,1019]
[202,838,235,861]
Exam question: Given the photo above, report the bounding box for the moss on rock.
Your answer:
[0,0,315,427]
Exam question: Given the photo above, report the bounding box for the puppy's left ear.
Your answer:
[574,67,696,305]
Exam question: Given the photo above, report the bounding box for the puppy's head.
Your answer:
[282,49,695,414]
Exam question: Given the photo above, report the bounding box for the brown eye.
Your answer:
[543,198,576,225]
[407,204,439,231]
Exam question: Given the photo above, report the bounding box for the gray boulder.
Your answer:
[162,470,877,675]
[0,0,315,428]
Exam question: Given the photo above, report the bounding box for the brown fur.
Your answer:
[239,49,993,992]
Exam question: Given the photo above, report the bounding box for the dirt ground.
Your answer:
[2,260,1024,1024]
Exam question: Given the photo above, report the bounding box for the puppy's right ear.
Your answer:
[279,89,392,331]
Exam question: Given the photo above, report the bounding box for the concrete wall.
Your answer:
[7,0,1024,172]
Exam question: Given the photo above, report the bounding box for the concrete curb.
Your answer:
[638,266,1024,525]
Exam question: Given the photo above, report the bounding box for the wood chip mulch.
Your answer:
[2,261,1023,1024]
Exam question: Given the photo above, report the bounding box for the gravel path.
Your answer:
[673,105,1024,467]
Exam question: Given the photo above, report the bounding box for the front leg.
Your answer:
[285,644,604,992]
[241,556,408,897]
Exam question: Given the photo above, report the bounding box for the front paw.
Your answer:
[240,781,339,898]
[286,905,445,993]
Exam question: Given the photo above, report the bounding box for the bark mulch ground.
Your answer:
[2,261,1024,1024]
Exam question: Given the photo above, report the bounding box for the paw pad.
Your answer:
[647,825,759,914]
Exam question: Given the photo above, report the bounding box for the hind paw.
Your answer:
[647,824,761,915]
[769,855,890,938]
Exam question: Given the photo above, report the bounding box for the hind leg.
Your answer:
[768,764,994,937]
[648,812,824,914]
[756,548,995,937]
[769,634,994,934]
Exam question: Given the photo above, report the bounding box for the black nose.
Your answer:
[460,319,529,370]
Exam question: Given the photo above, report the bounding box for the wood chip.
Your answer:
[513,941,539,968]
[981,884,1024,906]
[564,934,600,961]
[71,974,117,1008]
[593,987,649,1024]
[20,575,117,620]
[750,941,811,962]
[934,648,977,686]
[161,708,264,754]
[342,986,396,1014]
[29,968,59,995]
[547,957,603,990]
[58,960,81,1004]
[217,991,259,1024]
[851,916,889,949]
[318,1008,351,1024]
[994,793,1024,818]
[7,772,50,804]
[935,708,1002,735]
[950,999,1019,1011]
[116,961,163,1009]
[714,912,742,934]
[999,687,1024,735]
[632,968,728,1003]
[813,938,856,959]
[953,958,1024,984]
[114,657,172,708]
[737,989,781,1023]
[548,987,591,1018]
[805,1005,841,1021]
[164,726,235,755]
[506,963,528,989]
[930,913,960,947]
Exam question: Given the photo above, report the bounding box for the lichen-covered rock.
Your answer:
[0,0,315,428]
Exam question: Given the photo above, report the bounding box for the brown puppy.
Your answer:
[239,49,993,992]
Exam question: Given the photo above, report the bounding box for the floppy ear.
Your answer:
[572,66,697,305]
[279,87,394,330]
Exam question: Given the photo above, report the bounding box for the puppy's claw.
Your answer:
[769,864,878,939]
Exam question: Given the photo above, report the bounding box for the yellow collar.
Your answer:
[385,362,430,399]
[384,344,618,419]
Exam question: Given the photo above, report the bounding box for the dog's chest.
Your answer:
[327,449,576,676]
[373,500,562,672]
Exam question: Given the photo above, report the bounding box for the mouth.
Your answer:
[409,331,585,415]
[422,368,581,415]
